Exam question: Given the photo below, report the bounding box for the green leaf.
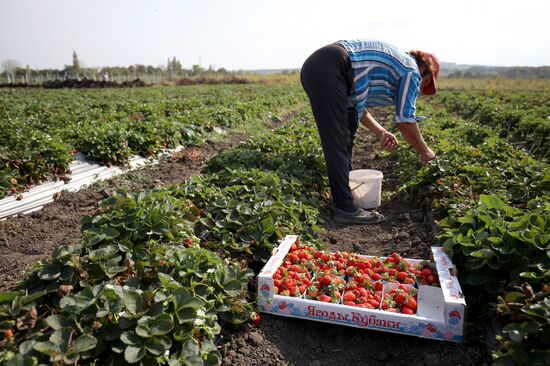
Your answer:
[177,308,197,324]
[174,288,204,310]
[158,272,181,289]
[470,248,496,259]
[150,314,174,335]
[124,345,145,364]
[135,324,151,338]
[180,339,200,361]
[123,290,143,316]
[504,291,525,303]
[519,271,539,279]
[144,337,166,356]
[64,350,80,364]
[0,292,19,304]
[33,341,57,356]
[18,340,36,356]
[223,279,242,293]
[46,314,72,330]
[49,328,71,351]
[88,245,118,261]
[120,331,143,346]
[37,263,61,280]
[5,354,36,366]
[72,334,97,353]
[110,339,126,354]
[480,194,507,211]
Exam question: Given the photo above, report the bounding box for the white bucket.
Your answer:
[349,169,383,209]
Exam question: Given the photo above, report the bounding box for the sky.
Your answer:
[0,0,549,71]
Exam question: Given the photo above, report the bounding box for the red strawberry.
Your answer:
[407,297,418,312]
[396,272,408,281]
[343,292,356,302]
[253,314,261,326]
[395,293,407,304]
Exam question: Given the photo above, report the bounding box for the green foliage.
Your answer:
[0,127,72,198]
[174,168,323,262]
[0,188,254,364]
[0,105,330,365]
[78,122,133,164]
[391,95,550,364]
[0,83,307,197]
[431,90,550,160]
[205,115,326,190]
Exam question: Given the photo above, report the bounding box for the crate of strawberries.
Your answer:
[257,235,465,342]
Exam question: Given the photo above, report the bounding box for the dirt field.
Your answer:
[0,110,489,365]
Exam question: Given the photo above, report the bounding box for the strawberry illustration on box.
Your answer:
[257,235,466,342]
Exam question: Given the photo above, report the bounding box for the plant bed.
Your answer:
[257,235,466,342]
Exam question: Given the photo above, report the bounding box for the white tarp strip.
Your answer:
[0,146,186,220]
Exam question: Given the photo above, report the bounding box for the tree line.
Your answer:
[0,51,234,85]
[440,63,550,79]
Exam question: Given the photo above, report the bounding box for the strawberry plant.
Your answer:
[78,122,133,165]
[431,90,549,159]
[389,95,549,362]
[172,167,323,262]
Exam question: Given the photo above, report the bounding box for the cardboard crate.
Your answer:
[257,235,466,342]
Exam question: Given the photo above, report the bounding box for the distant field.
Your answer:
[438,77,550,91]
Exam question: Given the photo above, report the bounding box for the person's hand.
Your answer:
[379,130,399,151]
[420,148,436,165]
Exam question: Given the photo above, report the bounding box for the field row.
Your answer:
[0,84,307,199]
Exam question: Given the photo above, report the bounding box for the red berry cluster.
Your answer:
[270,243,438,316]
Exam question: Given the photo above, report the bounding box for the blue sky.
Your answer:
[0,0,548,70]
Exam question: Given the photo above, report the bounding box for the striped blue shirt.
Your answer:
[337,40,423,124]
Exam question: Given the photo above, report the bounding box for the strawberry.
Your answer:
[5,329,13,339]
[251,313,261,326]
[407,297,418,312]
[343,291,356,302]
[396,272,408,281]
[395,293,407,305]
[421,268,432,276]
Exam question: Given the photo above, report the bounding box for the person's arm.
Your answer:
[394,71,436,165]
[396,122,435,164]
[360,111,399,151]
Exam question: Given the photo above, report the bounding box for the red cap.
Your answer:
[419,52,440,95]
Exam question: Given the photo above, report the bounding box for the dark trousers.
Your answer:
[300,44,358,211]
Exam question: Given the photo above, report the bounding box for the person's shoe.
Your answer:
[333,207,385,225]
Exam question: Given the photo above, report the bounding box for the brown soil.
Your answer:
[0,109,489,365]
